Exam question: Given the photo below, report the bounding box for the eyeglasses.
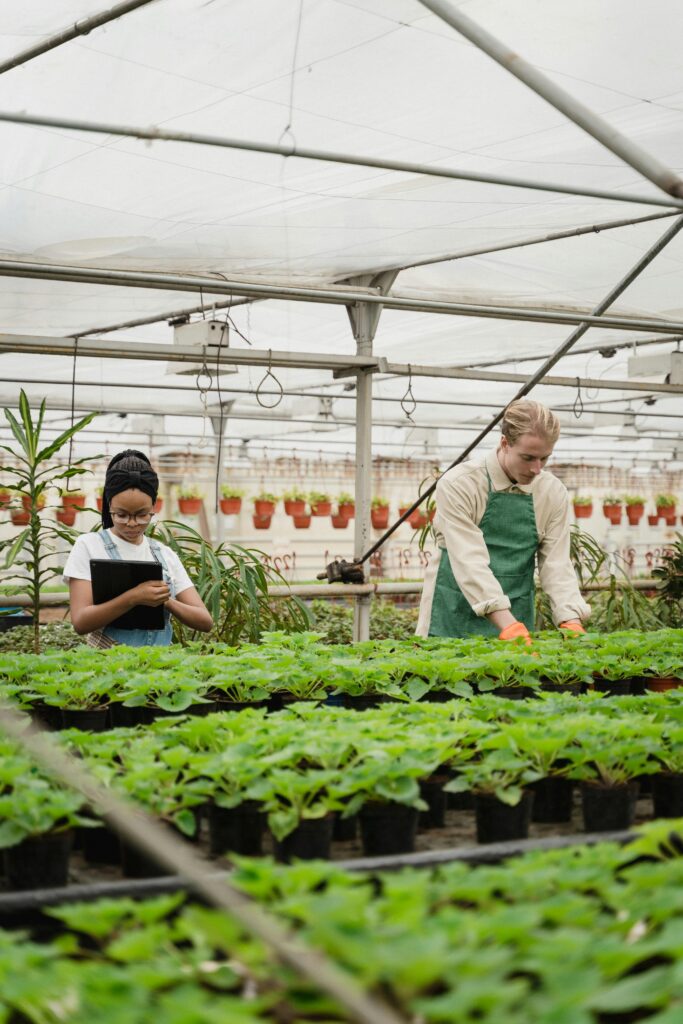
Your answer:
[110,511,155,525]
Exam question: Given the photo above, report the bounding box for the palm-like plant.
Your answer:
[0,391,97,652]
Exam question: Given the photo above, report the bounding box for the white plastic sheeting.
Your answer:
[0,0,681,464]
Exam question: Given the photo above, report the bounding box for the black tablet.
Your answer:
[90,559,165,630]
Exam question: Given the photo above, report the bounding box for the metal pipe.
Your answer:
[74,296,253,338]
[2,261,683,333]
[0,707,404,1024]
[357,213,683,562]
[0,109,680,210]
[0,0,159,76]
[418,0,683,200]
[460,334,678,369]
[383,210,679,274]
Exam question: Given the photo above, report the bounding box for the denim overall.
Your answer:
[100,529,175,647]
[428,469,538,638]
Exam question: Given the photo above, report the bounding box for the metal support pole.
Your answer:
[346,272,397,640]
[0,110,678,209]
[418,0,683,200]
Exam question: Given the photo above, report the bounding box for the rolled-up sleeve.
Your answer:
[436,473,511,618]
[537,490,591,625]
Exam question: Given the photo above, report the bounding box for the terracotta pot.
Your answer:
[254,500,275,517]
[56,508,76,526]
[331,513,349,529]
[11,510,30,526]
[154,498,163,513]
[0,492,12,508]
[663,513,677,526]
[371,507,389,529]
[573,504,592,518]
[293,514,311,529]
[220,497,242,515]
[647,514,659,526]
[22,494,45,511]
[96,496,103,511]
[625,505,643,525]
[646,677,682,692]
[178,497,202,515]
[398,506,410,518]
[607,512,622,525]
[409,510,428,529]
[252,513,272,530]
[61,493,85,510]
[338,502,355,519]
[284,499,306,516]
[310,501,331,516]
[602,504,621,519]
[656,504,676,517]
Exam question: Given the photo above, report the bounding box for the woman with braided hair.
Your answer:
[64,450,212,647]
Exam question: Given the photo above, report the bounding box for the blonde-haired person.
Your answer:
[417,399,589,642]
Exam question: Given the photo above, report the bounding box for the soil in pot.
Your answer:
[4,831,72,890]
[208,801,264,857]
[333,813,358,842]
[80,824,121,866]
[530,777,573,823]
[359,801,419,856]
[61,708,110,732]
[419,775,449,829]
[580,782,639,832]
[273,816,334,862]
[652,773,683,819]
[474,791,534,844]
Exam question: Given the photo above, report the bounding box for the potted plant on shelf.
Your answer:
[220,485,244,515]
[572,496,593,519]
[178,487,203,515]
[309,491,332,516]
[624,495,646,526]
[283,488,307,517]
[337,492,355,519]
[253,491,277,517]
[371,496,390,529]
[655,493,677,526]
[602,496,621,521]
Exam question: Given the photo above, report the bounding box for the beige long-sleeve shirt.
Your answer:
[416,448,590,636]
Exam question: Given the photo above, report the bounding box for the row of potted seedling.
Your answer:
[3,822,683,1024]
[0,487,164,527]
[573,492,680,525]
[1,693,681,887]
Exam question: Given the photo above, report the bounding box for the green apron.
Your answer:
[428,470,538,638]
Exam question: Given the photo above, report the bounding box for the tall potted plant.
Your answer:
[0,390,97,653]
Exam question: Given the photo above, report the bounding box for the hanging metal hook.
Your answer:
[256,349,284,409]
[573,376,584,419]
[400,365,417,421]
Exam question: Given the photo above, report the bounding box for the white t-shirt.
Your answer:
[63,532,194,596]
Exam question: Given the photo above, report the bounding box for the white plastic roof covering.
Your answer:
[0,0,682,465]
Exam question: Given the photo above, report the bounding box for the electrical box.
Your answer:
[166,319,238,376]
[627,350,683,384]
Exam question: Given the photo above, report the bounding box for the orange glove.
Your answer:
[559,620,586,635]
[498,621,532,645]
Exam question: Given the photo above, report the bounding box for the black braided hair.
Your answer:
[102,449,158,529]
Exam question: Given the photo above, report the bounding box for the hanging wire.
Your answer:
[255,350,284,409]
[195,347,213,448]
[214,319,229,513]
[66,337,79,489]
[277,0,305,153]
[572,376,584,419]
[400,365,417,421]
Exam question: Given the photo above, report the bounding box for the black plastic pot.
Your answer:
[4,831,71,890]
[580,782,639,832]
[447,789,474,811]
[481,685,536,701]
[30,702,63,732]
[592,677,632,696]
[359,802,419,856]
[273,816,334,862]
[540,681,583,696]
[120,840,170,879]
[419,775,449,828]
[148,701,217,721]
[342,694,390,711]
[61,708,110,732]
[423,689,459,703]
[333,812,358,842]
[212,699,268,713]
[207,801,264,856]
[530,777,574,823]
[80,824,121,866]
[108,703,152,728]
[474,791,534,844]
[652,773,683,819]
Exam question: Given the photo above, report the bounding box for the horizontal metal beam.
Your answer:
[419,0,683,200]
[74,296,253,338]
[0,265,681,334]
[2,334,682,395]
[0,0,158,76]
[0,110,680,210]
[461,334,679,369]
